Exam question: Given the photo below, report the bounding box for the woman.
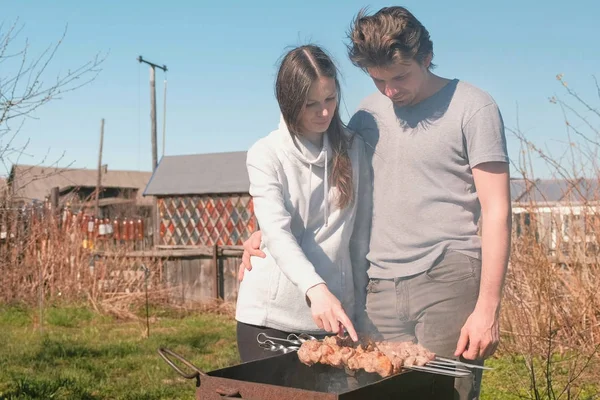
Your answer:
[235,44,372,363]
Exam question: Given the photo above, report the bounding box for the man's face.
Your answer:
[367,58,430,107]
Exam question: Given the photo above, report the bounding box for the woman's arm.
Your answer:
[247,142,358,339]
[246,143,324,296]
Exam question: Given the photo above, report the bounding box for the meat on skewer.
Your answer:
[346,346,394,377]
[297,336,436,378]
[374,341,434,373]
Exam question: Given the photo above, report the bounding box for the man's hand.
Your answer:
[306,284,358,342]
[454,304,500,360]
[237,231,266,281]
[459,162,509,360]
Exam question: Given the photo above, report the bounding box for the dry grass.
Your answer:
[0,206,176,321]
[500,232,600,398]
[498,74,600,399]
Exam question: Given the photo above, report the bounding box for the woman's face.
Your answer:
[298,76,338,135]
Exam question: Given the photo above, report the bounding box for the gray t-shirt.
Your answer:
[348,79,509,278]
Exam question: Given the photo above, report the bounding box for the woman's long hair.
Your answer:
[275,45,353,209]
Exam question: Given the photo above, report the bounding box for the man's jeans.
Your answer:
[362,250,484,400]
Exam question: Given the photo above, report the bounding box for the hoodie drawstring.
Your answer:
[324,152,329,227]
[304,146,330,230]
[304,164,313,230]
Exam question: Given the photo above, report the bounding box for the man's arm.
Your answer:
[455,161,511,360]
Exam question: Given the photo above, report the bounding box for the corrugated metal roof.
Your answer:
[511,178,600,203]
[8,164,153,205]
[142,151,600,203]
[143,151,249,196]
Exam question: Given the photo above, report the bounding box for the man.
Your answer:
[239,7,511,399]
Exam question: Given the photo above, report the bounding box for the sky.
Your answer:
[2,0,599,179]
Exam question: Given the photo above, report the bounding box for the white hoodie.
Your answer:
[235,117,372,333]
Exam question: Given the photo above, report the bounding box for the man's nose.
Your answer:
[384,85,398,98]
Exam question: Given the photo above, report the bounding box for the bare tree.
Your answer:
[500,74,600,399]
[0,19,105,176]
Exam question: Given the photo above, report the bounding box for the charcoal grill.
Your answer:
[159,348,455,399]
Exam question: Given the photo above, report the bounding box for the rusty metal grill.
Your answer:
[159,348,455,399]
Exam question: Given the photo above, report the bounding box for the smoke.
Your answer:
[315,368,375,394]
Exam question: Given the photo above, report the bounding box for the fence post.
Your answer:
[50,187,59,214]
[213,244,219,300]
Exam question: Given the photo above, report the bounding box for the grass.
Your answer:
[480,352,599,400]
[1,305,597,399]
[0,304,239,400]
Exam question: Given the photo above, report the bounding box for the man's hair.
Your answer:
[347,6,435,70]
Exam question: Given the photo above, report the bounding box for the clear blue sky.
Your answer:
[3,0,599,178]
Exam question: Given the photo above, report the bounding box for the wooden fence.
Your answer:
[1,200,241,305]
[94,245,242,304]
[0,204,153,253]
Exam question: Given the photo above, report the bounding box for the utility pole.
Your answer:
[137,56,167,172]
[162,79,167,157]
[137,56,167,248]
[95,118,105,217]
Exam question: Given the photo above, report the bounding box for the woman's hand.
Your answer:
[238,231,265,281]
[306,284,358,341]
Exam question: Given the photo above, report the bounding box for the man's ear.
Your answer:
[423,53,433,69]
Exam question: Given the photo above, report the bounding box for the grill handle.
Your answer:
[157,347,206,387]
[216,387,242,398]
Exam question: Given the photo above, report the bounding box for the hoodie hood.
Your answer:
[277,114,332,167]
[276,114,332,227]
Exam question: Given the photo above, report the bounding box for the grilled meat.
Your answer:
[298,336,436,377]
[346,347,394,377]
[374,341,435,373]
[297,339,322,366]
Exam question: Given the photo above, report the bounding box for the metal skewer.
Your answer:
[434,356,492,371]
[257,332,305,346]
[259,340,300,353]
[258,338,473,378]
[405,365,472,378]
[283,333,492,371]
[286,333,317,344]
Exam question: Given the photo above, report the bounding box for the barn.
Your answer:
[144,151,256,248]
[142,151,256,303]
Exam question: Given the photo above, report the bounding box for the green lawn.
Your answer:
[0,305,597,399]
[0,304,239,399]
